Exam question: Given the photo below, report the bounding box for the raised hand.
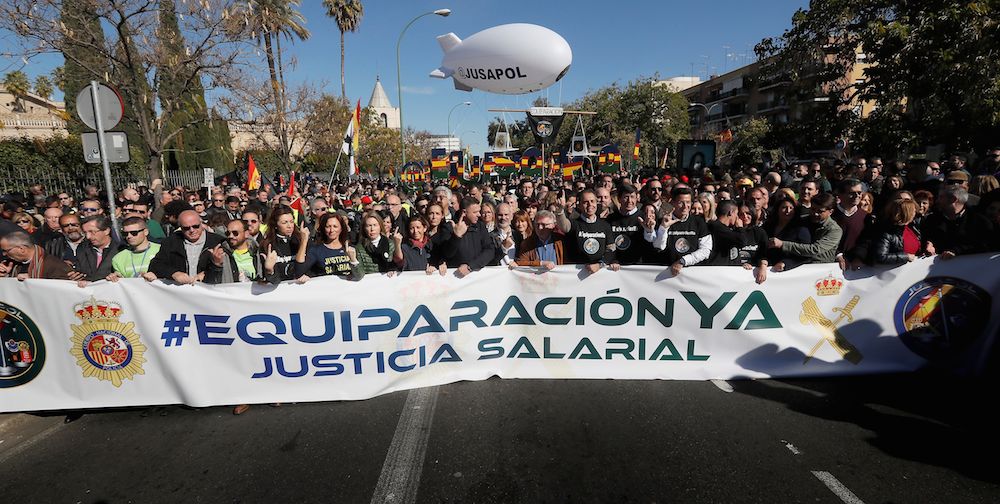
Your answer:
[264,245,278,272]
[210,245,224,267]
[452,211,469,238]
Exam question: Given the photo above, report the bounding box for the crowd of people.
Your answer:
[2,153,1000,289]
[4,153,1000,414]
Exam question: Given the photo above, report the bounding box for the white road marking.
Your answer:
[0,422,63,465]
[710,379,734,393]
[370,386,440,504]
[781,440,801,455]
[812,471,866,504]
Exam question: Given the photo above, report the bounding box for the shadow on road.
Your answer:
[731,370,999,484]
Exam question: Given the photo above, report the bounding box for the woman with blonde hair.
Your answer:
[11,212,36,235]
[970,175,999,196]
[697,193,717,222]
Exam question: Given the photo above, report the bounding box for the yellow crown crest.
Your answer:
[815,274,844,296]
[73,297,123,321]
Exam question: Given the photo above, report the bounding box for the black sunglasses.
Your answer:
[123,229,145,237]
[226,230,241,236]
[180,225,200,232]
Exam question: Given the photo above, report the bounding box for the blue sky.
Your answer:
[3,0,808,158]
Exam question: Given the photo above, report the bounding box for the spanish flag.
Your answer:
[718,128,734,143]
[247,154,261,190]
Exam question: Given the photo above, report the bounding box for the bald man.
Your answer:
[148,209,226,284]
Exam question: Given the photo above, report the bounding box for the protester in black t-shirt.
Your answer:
[294,213,360,281]
[608,184,652,265]
[644,187,712,277]
[707,200,768,283]
[567,189,619,273]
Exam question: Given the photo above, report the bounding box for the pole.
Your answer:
[541,143,546,185]
[90,81,119,236]
[327,147,345,187]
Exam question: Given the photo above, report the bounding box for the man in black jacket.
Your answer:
[149,210,226,284]
[77,215,126,282]
[921,186,995,258]
[446,198,496,278]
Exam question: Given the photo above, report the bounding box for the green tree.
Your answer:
[157,0,232,173]
[323,0,364,99]
[34,75,53,100]
[51,66,66,92]
[58,0,110,133]
[3,71,30,112]
[757,0,1000,155]
[5,0,245,183]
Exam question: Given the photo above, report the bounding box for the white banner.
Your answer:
[2,255,998,412]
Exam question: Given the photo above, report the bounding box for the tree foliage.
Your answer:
[757,0,1000,155]
[33,76,53,100]
[3,71,30,112]
[2,0,245,183]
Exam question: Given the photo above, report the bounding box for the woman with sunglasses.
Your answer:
[11,212,37,235]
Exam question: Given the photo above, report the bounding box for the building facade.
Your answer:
[0,86,68,140]
[678,51,875,139]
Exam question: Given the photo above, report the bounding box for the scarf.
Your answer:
[17,245,45,279]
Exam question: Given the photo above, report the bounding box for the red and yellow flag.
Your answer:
[247,154,261,190]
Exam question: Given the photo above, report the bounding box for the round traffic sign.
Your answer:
[76,83,124,130]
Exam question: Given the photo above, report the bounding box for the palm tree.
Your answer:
[3,70,30,112]
[232,0,310,167]
[34,76,53,101]
[323,0,364,99]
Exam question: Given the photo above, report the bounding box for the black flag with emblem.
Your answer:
[526,112,565,146]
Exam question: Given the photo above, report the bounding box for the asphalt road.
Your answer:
[2,372,998,504]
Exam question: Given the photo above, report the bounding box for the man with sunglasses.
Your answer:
[944,170,980,207]
[44,213,86,267]
[149,209,225,284]
[241,210,264,243]
[56,192,75,213]
[217,219,264,283]
[832,178,872,255]
[78,198,103,216]
[122,202,166,243]
[642,179,664,213]
[107,217,160,281]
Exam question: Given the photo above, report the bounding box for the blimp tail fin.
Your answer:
[453,80,473,92]
[429,67,452,79]
[436,33,462,53]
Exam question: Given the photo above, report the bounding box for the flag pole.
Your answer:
[328,147,344,187]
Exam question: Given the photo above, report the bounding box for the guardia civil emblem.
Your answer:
[70,298,146,387]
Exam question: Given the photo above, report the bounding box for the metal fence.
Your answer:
[0,167,206,199]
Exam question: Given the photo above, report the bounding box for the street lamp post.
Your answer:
[397,8,451,164]
[688,102,723,139]
[447,101,471,151]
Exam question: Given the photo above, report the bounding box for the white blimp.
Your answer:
[429,23,572,95]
